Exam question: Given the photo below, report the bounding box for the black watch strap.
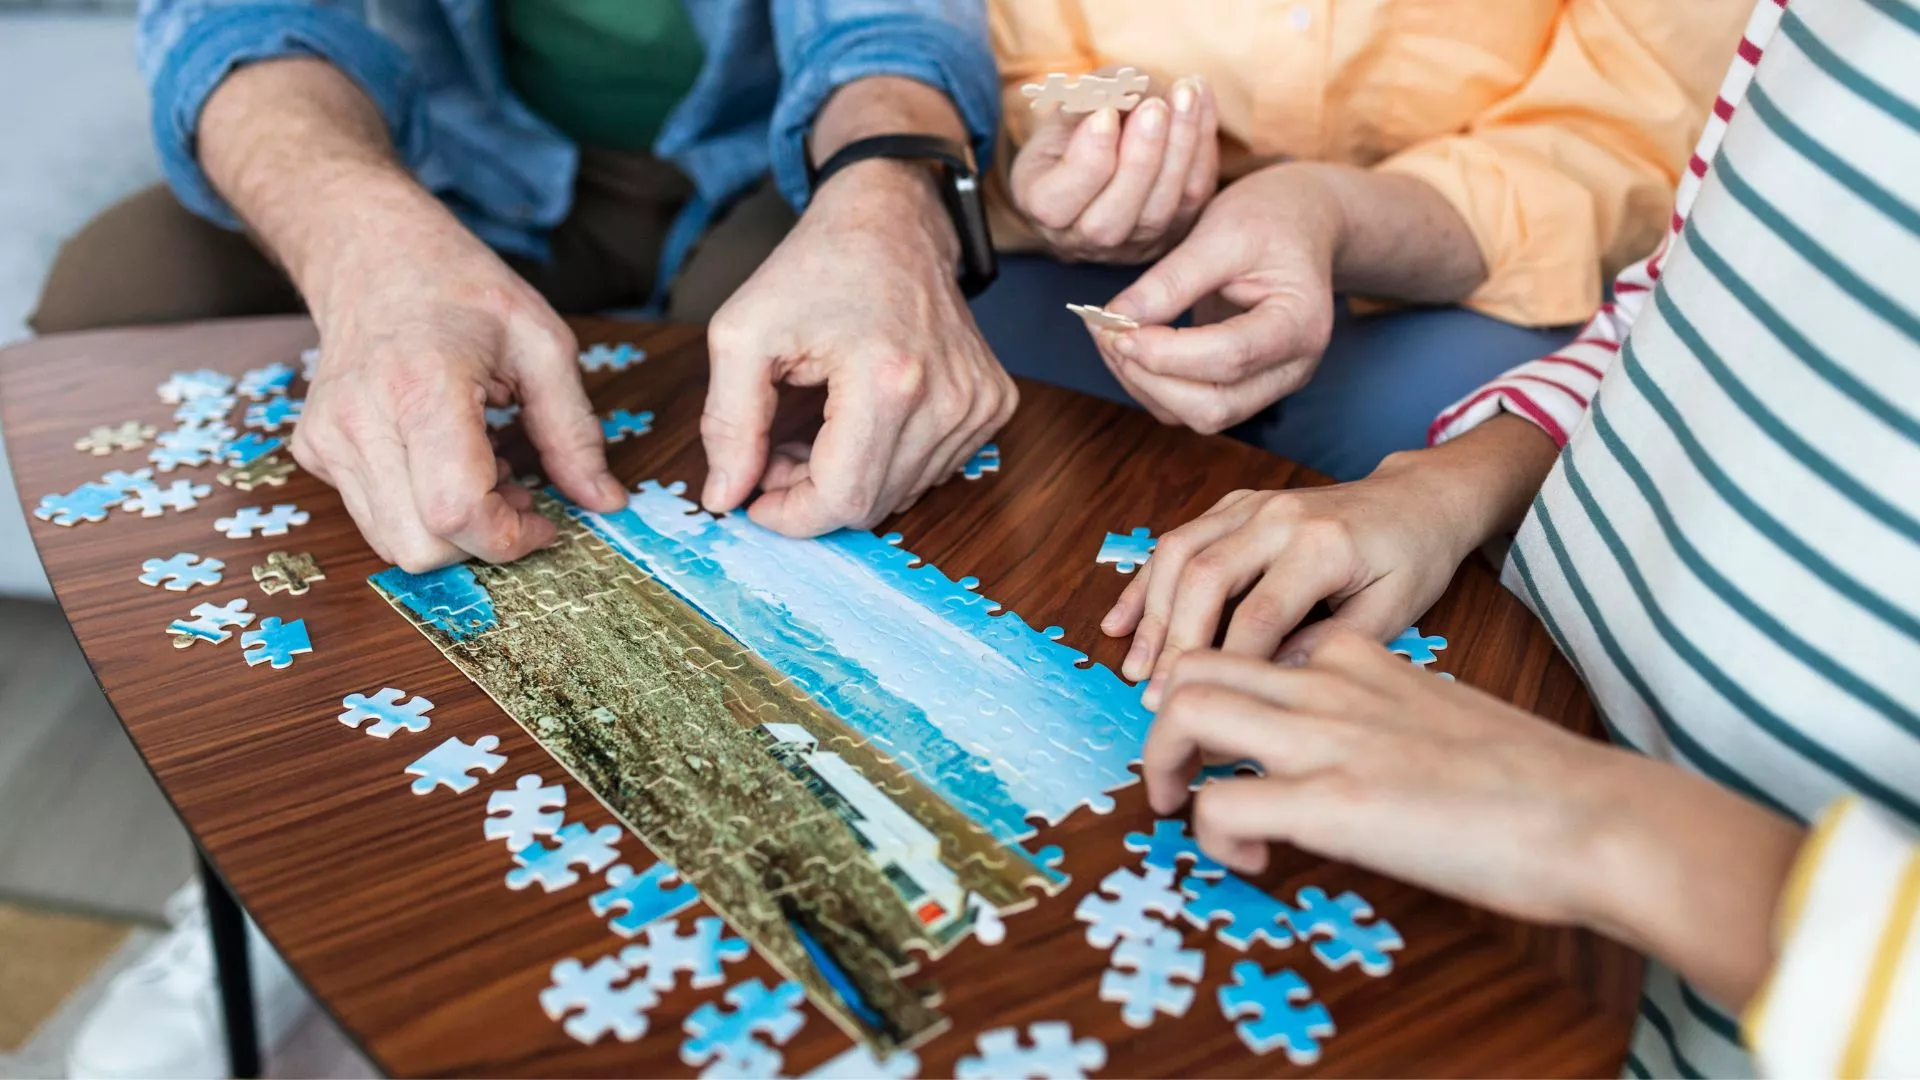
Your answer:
[809,134,998,298]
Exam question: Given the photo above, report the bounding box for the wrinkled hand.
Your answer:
[700,161,1017,536]
[1143,634,1633,927]
[294,220,625,572]
[1091,164,1343,434]
[1010,75,1217,264]
[1104,458,1480,706]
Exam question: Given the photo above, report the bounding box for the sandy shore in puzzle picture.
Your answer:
[371,481,1152,1052]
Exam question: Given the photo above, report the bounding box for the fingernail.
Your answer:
[1090,107,1119,136]
[1138,100,1167,135]
[1172,80,1196,114]
[1123,641,1147,677]
[702,469,729,509]
[1111,333,1138,358]
[1142,679,1161,710]
[598,476,627,506]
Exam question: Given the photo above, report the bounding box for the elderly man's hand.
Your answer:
[699,159,1016,536]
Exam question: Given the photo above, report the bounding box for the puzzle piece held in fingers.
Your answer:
[1021,67,1151,113]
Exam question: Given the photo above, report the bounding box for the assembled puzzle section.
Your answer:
[368,483,1157,1052]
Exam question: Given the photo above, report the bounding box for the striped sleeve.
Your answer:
[1428,0,1787,449]
[1745,798,1920,1077]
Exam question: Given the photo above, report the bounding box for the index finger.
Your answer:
[1119,298,1319,382]
[747,367,906,536]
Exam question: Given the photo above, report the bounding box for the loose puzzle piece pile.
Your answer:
[1020,67,1150,113]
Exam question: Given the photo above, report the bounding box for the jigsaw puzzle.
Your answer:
[244,397,303,431]
[217,504,309,539]
[339,687,434,738]
[1075,865,1182,949]
[217,455,296,491]
[485,774,567,850]
[167,598,253,647]
[1218,961,1335,1064]
[955,1022,1105,1079]
[1123,820,1225,880]
[253,551,325,595]
[1065,303,1140,332]
[1100,926,1204,1028]
[541,953,657,1045]
[174,395,235,426]
[590,862,699,936]
[508,821,625,892]
[139,553,224,592]
[124,479,211,517]
[406,734,506,795]
[581,342,646,372]
[368,481,1156,1050]
[35,481,124,526]
[1387,626,1447,665]
[1096,526,1156,573]
[75,420,156,455]
[681,978,808,1077]
[958,443,1000,480]
[1289,886,1403,975]
[236,362,296,400]
[1180,872,1295,951]
[1020,67,1150,112]
[485,405,521,430]
[602,409,654,443]
[619,916,749,991]
[222,432,285,467]
[158,369,234,404]
[240,616,312,668]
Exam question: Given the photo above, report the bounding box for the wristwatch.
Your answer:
[809,133,999,298]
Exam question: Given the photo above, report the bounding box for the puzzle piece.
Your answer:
[1020,67,1150,112]
[1123,819,1225,880]
[956,1022,1106,1080]
[34,482,124,526]
[1180,872,1294,950]
[540,954,657,1045]
[222,432,285,467]
[124,479,211,517]
[1096,526,1156,573]
[239,616,312,668]
[959,443,1000,480]
[509,821,623,891]
[236,361,296,400]
[166,597,254,647]
[300,347,320,382]
[602,409,654,443]
[147,443,213,472]
[1190,758,1264,789]
[243,397,303,431]
[155,423,234,455]
[406,734,506,795]
[174,394,236,426]
[805,1044,919,1079]
[698,1041,782,1079]
[1065,303,1140,332]
[589,861,698,934]
[100,468,155,493]
[619,916,750,991]
[484,773,566,850]
[216,504,310,539]
[1386,626,1448,666]
[75,420,156,455]
[1100,925,1204,1028]
[1218,961,1334,1064]
[217,455,296,491]
[158,369,234,404]
[252,551,325,595]
[1288,887,1403,976]
[140,553,224,591]
[484,404,521,429]
[580,342,645,372]
[681,978,807,1076]
[339,687,434,738]
[1075,865,1182,949]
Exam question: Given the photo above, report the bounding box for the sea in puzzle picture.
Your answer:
[369,478,1155,1052]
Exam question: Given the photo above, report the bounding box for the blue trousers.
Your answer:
[970,256,1577,481]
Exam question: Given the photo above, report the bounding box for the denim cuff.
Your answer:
[149,3,426,229]
[768,14,1001,211]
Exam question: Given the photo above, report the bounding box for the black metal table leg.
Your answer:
[199,853,260,1079]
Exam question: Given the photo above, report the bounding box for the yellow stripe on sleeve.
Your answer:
[1838,851,1920,1077]
[1744,797,1857,1046]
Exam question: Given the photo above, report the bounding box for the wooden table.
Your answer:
[3,317,1638,1077]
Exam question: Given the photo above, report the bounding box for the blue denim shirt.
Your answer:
[135,0,999,288]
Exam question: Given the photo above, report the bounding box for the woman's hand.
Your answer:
[1009,76,1218,264]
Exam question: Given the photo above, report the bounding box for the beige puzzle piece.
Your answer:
[75,420,157,456]
[253,551,325,596]
[1066,303,1141,332]
[218,454,296,491]
[1020,67,1151,113]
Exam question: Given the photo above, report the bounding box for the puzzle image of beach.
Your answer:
[370,480,1153,1050]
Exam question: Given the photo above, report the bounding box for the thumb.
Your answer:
[513,326,626,512]
[1107,214,1245,325]
[700,322,778,513]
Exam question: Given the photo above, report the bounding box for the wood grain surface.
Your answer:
[1,317,1639,1077]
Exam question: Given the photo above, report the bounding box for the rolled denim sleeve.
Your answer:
[137,0,429,229]
[768,0,1001,210]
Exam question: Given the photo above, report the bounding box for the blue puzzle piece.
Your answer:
[540,953,657,1045]
[34,481,125,526]
[158,368,235,403]
[602,409,655,442]
[174,395,235,426]
[959,442,1000,480]
[244,397,303,431]
[1123,819,1225,879]
[510,822,624,892]
[956,1023,1105,1079]
[339,687,434,738]
[222,432,284,466]
[1180,872,1294,950]
[139,552,224,591]
[1096,526,1156,573]
[370,564,498,640]
[1099,926,1204,1028]
[239,616,312,668]
[236,362,296,400]
[619,916,749,990]
[1387,626,1448,665]
[1218,961,1334,1064]
[580,342,646,372]
[681,978,807,1073]
[590,862,698,936]
[1289,886,1403,976]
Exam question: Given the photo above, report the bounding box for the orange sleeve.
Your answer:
[1376,0,1751,327]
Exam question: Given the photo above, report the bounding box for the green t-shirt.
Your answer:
[500,0,705,152]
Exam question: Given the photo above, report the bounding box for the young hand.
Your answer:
[1145,634,1806,1008]
[1009,76,1218,264]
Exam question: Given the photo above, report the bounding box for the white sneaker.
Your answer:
[67,880,315,1079]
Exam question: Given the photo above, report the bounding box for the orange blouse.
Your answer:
[987,0,1752,326]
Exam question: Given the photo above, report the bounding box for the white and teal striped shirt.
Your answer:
[1433,0,1920,1074]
